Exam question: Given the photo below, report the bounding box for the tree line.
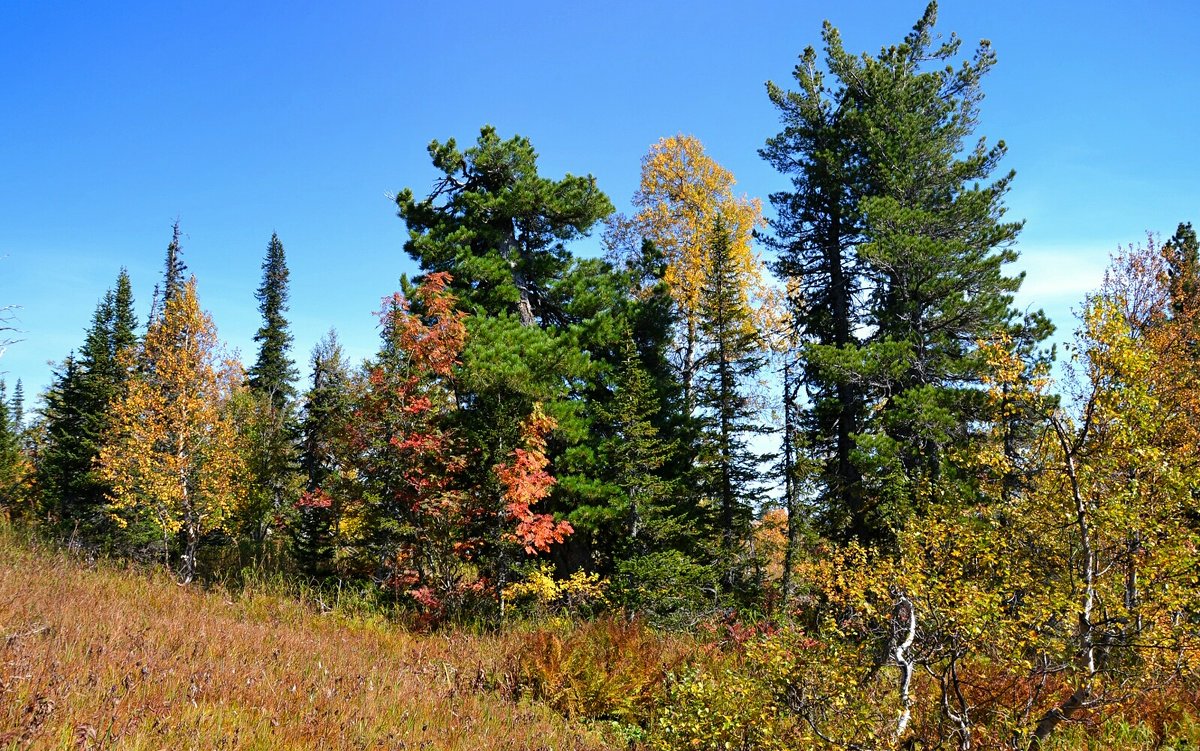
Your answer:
[2,5,1199,746]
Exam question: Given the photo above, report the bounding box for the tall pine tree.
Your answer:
[764,2,1050,543]
[395,126,613,574]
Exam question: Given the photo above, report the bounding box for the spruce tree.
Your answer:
[602,339,681,557]
[247,233,297,407]
[236,233,300,565]
[37,271,139,537]
[0,380,24,514]
[162,221,187,310]
[294,331,350,577]
[695,218,768,587]
[11,380,23,434]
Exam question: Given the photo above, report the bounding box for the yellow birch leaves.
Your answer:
[609,134,771,337]
[98,279,246,562]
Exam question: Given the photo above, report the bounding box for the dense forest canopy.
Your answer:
[2,5,1199,750]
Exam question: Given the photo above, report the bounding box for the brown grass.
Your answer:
[0,534,612,750]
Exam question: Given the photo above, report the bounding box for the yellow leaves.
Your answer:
[98,279,247,544]
[609,134,772,337]
[502,563,608,613]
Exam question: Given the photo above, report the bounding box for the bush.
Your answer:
[611,551,720,626]
[502,615,693,726]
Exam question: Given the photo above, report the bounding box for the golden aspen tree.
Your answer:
[608,134,769,409]
[99,278,246,583]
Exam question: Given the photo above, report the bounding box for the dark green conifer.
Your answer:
[764,2,1050,543]
[37,271,138,538]
[0,380,24,513]
[11,379,23,432]
[248,233,297,408]
[695,218,768,587]
[293,331,350,577]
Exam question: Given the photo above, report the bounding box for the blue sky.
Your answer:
[2,1,1198,401]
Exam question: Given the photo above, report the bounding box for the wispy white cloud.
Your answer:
[1011,244,1110,306]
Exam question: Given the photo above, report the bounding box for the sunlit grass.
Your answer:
[0,532,610,750]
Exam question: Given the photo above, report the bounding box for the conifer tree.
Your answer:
[0,380,25,515]
[37,271,138,535]
[293,330,350,577]
[162,221,187,307]
[695,218,768,586]
[764,2,1049,543]
[11,379,23,433]
[247,233,297,407]
[396,125,613,326]
[395,126,612,571]
[599,339,681,559]
[237,233,300,563]
[762,31,867,541]
[608,135,768,413]
[1164,221,1199,318]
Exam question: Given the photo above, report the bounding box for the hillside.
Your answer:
[0,534,610,751]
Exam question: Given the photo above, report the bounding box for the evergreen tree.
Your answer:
[1164,221,1199,318]
[37,271,138,536]
[238,233,300,564]
[293,331,351,577]
[396,125,613,326]
[762,22,868,542]
[247,233,297,407]
[764,2,1049,543]
[161,221,187,311]
[0,380,25,514]
[600,339,681,558]
[395,126,613,573]
[11,379,23,433]
[695,218,768,587]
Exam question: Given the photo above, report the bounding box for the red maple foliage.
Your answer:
[494,405,573,555]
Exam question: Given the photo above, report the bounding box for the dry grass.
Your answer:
[0,534,612,750]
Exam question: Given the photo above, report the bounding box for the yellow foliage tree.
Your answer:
[98,278,246,583]
[607,134,769,408]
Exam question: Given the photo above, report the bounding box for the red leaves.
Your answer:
[295,488,333,509]
[495,406,573,555]
[380,271,468,379]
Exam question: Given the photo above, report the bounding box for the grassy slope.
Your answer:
[0,536,610,751]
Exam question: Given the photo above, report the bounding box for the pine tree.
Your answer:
[762,24,869,542]
[395,126,612,575]
[764,2,1049,543]
[695,218,768,588]
[247,233,297,407]
[396,125,613,326]
[1164,221,1199,318]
